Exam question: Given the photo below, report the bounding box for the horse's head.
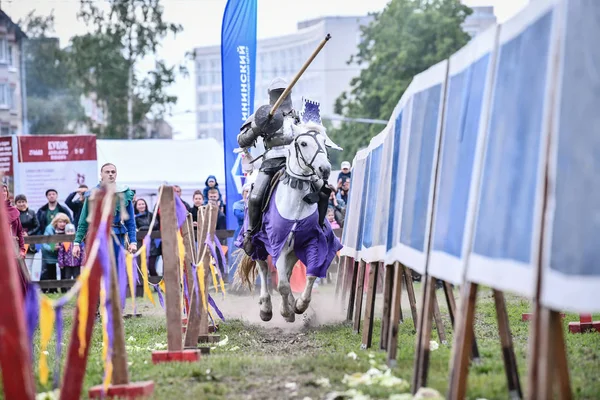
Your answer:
[287,122,333,180]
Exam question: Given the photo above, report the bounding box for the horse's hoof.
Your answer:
[294,298,309,315]
[260,310,273,321]
[284,312,296,323]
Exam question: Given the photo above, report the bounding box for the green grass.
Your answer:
[3,286,600,399]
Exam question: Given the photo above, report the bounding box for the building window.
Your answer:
[0,83,7,107]
[198,110,209,122]
[0,126,9,136]
[7,44,13,67]
[8,86,15,109]
[10,127,17,135]
[212,109,221,123]
[211,91,221,105]
[211,128,222,139]
[197,128,210,139]
[0,39,6,63]
[198,92,208,105]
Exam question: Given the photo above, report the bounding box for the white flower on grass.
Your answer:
[414,387,444,399]
[229,346,240,351]
[429,340,439,351]
[315,377,331,387]
[347,351,358,360]
[42,350,49,355]
[127,336,136,342]
[154,343,167,350]
[284,382,298,391]
[217,335,229,347]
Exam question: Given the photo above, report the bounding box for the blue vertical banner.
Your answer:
[221,0,257,229]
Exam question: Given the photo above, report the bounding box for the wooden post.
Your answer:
[0,183,35,400]
[412,274,437,393]
[183,212,202,348]
[493,290,522,399]
[198,203,220,344]
[380,263,394,351]
[108,240,129,385]
[352,260,367,334]
[444,282,480,360]
[403,265,419,330]
[61,188,110,400]
[335,256,347,300]
[447,282,478,400]
[386,262,404,366]
[152,186,199,363]
[361,262,379,349]
[345,260,359,322]
[432,290,447,344]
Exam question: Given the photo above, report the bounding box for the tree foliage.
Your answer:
[73,0,184,138]
[21,12,85,134]
[329,0,472,164]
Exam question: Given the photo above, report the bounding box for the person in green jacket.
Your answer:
[73,163,137,261]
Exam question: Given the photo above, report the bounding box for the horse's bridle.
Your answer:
[287,130,328,179]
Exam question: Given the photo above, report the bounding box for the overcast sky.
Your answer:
[5,0,528,139]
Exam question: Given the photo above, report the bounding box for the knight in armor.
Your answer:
[237,77,300,255]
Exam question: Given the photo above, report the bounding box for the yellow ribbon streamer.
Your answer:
[209,260,219,294]
[139,244,156,306]
[196,262,207,311]
[177,231,186,311]
[219,277,226,297]
[39,297,56,385]
[125,253,136,312]
[77,266,91,356]
[159,279,166,295]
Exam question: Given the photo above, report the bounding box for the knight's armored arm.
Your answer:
[237,115,261,148]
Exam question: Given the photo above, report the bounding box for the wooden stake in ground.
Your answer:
[361,262,380,349]
[0,183,35,400]
[352,260,367,334]
[386,262,403,366]
[198,203,221,344]
[345,260,358,321]
[380,263,394,351]
[183,212,201,348]
[152,186,200,363]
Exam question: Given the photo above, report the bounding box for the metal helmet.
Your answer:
[268,77,292,112]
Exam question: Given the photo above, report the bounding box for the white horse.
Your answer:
[235,122,343,322]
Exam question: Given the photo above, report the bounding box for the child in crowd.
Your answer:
[203,175,222,204]
[327,207,341,229]
[58,223,84,280]
[42,213,71,293]
[337,161,352,188]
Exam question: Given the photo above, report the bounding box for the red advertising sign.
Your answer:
[17,135,96,162]
[0,137,12,176]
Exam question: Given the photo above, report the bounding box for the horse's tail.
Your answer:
[233,249,257,291]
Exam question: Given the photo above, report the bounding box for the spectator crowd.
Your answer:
[4,160,352,288]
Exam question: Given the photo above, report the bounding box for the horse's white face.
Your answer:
[288,124,332,180]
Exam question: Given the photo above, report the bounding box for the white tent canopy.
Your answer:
[96,138,226,207]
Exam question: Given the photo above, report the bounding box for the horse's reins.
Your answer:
[287,130,327,179]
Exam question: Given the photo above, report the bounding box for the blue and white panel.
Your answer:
[541,0,600,312]
[428,26,499,285]
[466,0,563,297]
[339,148,369,258]
[385,91,414,264]
[360,127,391,262]
[386,60,448,274]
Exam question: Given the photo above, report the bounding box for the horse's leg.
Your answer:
[257,260,272,321]
[277,234,297,323]
[294,275,317,315]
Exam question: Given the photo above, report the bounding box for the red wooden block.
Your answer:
[88,381,155,399]
[151,349,201,364]
[568,321,600,334]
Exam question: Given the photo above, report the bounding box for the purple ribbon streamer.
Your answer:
[154,238,162,248]
[205,236,224,280]
[133,256,141,286]
[24,283,39,361]
[117,246,127,310]
[53,306,64,389]
[156,285,165,309]
[191,263,200,318]
[174,195,188,228]
[213,234,227,278]
[208,294,225,321]
[97,223,114,390]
